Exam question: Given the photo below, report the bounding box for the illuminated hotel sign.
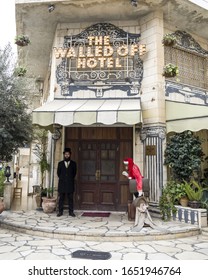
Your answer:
[54,35,146,70]
[55,23,146,96]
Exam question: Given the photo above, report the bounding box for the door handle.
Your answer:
[95,170,100,180]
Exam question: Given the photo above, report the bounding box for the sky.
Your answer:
[0,0,16,50]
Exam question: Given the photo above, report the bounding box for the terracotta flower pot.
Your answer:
[0,198,5,214]
[179,197,189,207]
[42,197,57,213]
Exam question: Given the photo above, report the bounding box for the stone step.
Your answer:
[148,203,162,219]
[201,228,208,236]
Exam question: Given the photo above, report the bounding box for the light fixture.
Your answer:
[52,125,62,141]
[36,78,44,94]
[48,4,55,13]
[131,0,138,7]
[5,166,11,182]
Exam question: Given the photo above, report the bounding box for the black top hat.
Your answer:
[63,148,71,154]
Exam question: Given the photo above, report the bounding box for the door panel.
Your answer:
[78,141,117,210]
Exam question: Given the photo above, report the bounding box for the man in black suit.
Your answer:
[57,148,77,217]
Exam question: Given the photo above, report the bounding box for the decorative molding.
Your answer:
[173,30,208,56]
[140,126,166,141]
[64,22,141,44]
[165,81,208,104]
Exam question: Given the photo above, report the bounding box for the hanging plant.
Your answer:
[15,35,31,46]
[162,63,179,77]
[14,66,27,77]
[162,33,176,46]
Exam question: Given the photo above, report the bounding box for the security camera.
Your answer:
[48,4,55,13]
[131,0,138,7]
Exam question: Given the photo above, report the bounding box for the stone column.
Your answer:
[141,126,166,203]
[3,181,14,210]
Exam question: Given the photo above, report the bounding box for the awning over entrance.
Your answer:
[32,98,142,127]
[166,100,208,133]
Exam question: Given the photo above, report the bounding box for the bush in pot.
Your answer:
[159,181,178,220]
[164,131,204,183]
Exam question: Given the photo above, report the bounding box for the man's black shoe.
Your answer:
[57,212,63,217]
[69,212,75,217]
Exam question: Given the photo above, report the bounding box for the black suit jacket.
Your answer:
[57,160,77,193]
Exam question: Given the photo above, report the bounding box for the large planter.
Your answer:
[42,197,57,213]
[188,200,201,209]
[179,196,189,207]
[0,198,5,214]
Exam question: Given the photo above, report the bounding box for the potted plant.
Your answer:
[159,181,178,221]
[162,63,179,77]
[15,35,30,46]
[42,187,57,213]
[162,33,176,46]
[184,180,204,208]
[175,183,189,207]
[164,131,204,182]
[33,128,50,208]
[14,66,27,77]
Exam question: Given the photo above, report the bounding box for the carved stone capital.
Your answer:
[140,126,166,141]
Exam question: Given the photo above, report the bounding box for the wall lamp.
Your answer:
[5,165,11,182]
[131,0,138,7]
[36,78,44,94]
[48,4,55,13]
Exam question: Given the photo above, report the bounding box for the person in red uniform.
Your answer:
[122,157,143,198]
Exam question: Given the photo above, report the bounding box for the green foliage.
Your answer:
[15,35,30,46]
[14,66,27,77]
[0,44,33,161]
[33,127,50,189]
[164,131,204,182]
[184,180,204,201]
[0,169,5,197]
[159,181,178,221]
[162,63,179,77]
[162,33,176,46]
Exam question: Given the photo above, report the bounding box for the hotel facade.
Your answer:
[15,0,208,211]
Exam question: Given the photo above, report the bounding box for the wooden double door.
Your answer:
[65,127,133,211]
[78,141,118,210]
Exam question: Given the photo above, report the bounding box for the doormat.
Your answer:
[81,212,111,217]
[72,250,111,260]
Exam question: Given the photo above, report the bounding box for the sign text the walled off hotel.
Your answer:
[54,35,146,69]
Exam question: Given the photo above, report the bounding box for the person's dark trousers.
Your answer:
[67,192,74,213]
[58,192,74,214]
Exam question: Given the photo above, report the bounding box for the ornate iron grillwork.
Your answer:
[164,31,208,90]
[56,23,144,96]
